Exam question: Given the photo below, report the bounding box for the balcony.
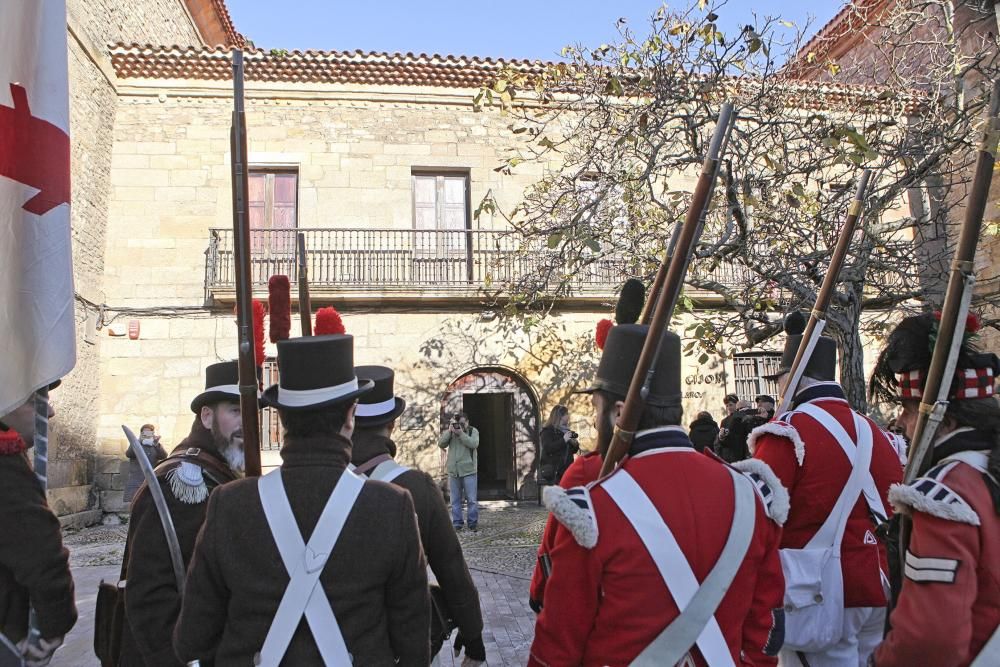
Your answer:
[204,227,750,306]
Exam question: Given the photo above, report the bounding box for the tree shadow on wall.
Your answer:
[389,314,602,481]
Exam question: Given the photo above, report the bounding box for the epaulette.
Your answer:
[888,461,980,526]
[165,460,209,505]
[543,484,598,548]
[747,417,806,465]
[730,458,790,525]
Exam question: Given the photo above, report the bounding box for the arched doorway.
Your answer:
[441,366,540,500]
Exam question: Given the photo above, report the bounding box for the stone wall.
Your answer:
[49,0,206,519]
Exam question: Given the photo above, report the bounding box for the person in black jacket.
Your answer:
[687,411,719,452]
[538,405,579,485]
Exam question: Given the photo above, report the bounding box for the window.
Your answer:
[412,172,471,282]
[249,169,298,281]
[731,352,783,401]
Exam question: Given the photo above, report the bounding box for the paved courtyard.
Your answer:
[52,500,548,666]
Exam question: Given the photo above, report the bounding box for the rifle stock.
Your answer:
[230,50,262,477]
[776,169,872,414]
[297,233,312,336]
[599,103,736,478]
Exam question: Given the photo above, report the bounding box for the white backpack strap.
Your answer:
[797,404,887,522]
[632,468,757,666]
[971,623,1000,667]
[807,414,874,550]
[257,468,364,667]
[369,458,410,484]
[602,470,736,667]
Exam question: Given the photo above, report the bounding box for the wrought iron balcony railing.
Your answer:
[204,227,751,301]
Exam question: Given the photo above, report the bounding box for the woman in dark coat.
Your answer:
[538,405,579,485]
[688,411,720,453]
[123,423,168,503]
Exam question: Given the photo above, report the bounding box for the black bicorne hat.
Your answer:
[869,312,1000,403]
[261,335,373,411]
[577,323,682,407]
[353,365,407,427]
[764,311,837,382]
[191,360,245,412]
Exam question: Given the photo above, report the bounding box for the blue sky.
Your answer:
[227,0,847,61]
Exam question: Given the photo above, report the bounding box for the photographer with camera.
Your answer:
[538,405,580,486]
[438,412,480,531]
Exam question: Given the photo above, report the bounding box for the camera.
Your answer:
[567,431,579,439]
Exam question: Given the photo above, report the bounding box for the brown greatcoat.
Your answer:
[352,431,484,640]
[119,418,237,666]
[173,433,430,666]
[0,447,77,644]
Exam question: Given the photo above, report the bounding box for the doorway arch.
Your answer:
[441,365,541,500]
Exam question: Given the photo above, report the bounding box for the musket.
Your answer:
[122,425,185,592]
[896,80,1000,584]
[230,50,262,478]
[776,169,872,414]
[297,233,312,336]
[600,103,736,478]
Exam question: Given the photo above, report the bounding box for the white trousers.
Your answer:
[779,606,886,667]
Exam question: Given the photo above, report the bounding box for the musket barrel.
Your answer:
[599,103,735,478]
[776,168,872,413]
[230,49,263,477]
[297,233,313,336]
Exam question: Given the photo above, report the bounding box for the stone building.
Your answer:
[46,0,913,518]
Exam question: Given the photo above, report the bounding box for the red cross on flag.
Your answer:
[0,0,75,416]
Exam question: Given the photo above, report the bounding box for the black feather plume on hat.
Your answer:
[784,310,806,336]
[616,278,646,325]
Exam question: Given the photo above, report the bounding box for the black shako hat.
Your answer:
[353,365,407,427]
[190,360,245,412]
[764,311,837,381]
[262,335,373,411]
[577,323,682,407]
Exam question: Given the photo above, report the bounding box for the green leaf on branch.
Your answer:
[605,76,625,96]
[547,232,563,249]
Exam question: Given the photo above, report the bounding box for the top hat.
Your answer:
[870,312,999,403]
[261,334,373,411]
[764,312,837,382]
[190,361,245,412]
[353,365,407,427]
[577,323,682,407]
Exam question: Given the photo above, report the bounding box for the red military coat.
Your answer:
[750,383,903,608]
[530,451,604,609]
[529,427,787,666]
[874,429,1000,667]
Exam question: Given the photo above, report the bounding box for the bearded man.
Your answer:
[118,361,248,666]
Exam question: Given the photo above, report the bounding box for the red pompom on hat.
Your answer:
[315,306,346,336]
[596,318,613,350]
[267,275,291,343]
[252,299,266,367]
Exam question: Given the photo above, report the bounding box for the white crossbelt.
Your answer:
[796,404,887,522]
[256,468,364,667]
[602,466,757,666]
[369,459,410,484]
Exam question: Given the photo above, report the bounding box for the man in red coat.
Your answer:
[529,323,788,666]
[750,313,903,667]
[869,313,1000,667]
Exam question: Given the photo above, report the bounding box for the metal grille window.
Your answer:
[261,359,282,451]
[732,352,783,401]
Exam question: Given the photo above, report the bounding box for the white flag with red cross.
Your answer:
[0,0,75,416]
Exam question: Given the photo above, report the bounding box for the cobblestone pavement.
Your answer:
[52,501,548,666]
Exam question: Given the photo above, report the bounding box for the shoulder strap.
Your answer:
[601,469,738,667]
[631,468,757,666]
[369,458,410,484]
[971,622,1000,667]
[808,413,874,550]
[257,468,363,667]
[797,404,887,522]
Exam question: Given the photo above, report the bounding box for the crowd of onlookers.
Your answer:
[689,393,776,461]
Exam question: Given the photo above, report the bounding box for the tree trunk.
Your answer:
[833,282,869,412]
